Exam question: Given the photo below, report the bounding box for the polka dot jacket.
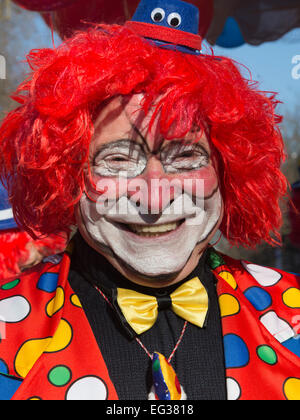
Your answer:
[0,249,299,400]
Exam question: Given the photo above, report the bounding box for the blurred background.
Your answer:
[0,0,299,274]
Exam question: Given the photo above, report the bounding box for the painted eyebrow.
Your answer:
[130,122,211,157]
[130,122,179,155]
[130,123,153,153]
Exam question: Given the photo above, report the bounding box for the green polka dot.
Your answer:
[48,366,72,387]
[1,279,20,290]
[257,345,278,365]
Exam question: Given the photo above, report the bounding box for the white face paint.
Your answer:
[80,188,222,277]
[77,95,223,279]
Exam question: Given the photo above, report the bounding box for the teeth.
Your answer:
[129,222,180,235]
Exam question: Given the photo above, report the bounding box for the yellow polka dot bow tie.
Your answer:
[111,277,209,338]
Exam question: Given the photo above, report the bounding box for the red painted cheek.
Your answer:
[84,174,128,201]
[168,166,219,198]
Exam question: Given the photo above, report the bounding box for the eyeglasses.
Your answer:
[92,140,210,178]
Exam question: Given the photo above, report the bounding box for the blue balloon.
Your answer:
[216,16,245,48]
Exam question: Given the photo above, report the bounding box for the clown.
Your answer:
[0,0,299,401]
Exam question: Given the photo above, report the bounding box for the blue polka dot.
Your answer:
[37,272,59,293]
[0,359,8,375]
[244,287,272,311]
[223,334,250,369]
[0,374,22,400]
[282,337,300,358]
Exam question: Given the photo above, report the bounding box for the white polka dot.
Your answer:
[66,376,108,400]
[227,377,241,400]
[242,262,282,287]
[260,311,295,343]
[0,296,30,323]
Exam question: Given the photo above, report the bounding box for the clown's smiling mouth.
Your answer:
[115,219,186,238]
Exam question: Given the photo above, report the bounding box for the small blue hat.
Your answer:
[0,183,17,231]
[126,0,202,55]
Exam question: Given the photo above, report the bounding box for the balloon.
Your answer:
[51,0,134,39]
[216,16,245,48]
[12,0,76,12]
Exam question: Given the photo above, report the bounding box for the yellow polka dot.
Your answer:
[284,378,300,400]
[28,397,42,401]
[46,287,65,317]
[15,319,73,378]
[283,288,300,309]
[46,319,73,353]
[218,271,237,290]
[71,294,82,308]
[219,294,240,318]
[15,337,52,378]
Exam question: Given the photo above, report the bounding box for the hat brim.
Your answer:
[126,21,202,52]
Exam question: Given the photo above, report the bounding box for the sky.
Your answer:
[211,28,300,115]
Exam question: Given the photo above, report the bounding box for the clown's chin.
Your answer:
[83,217,219,280]
[86,220,193,278]
[114,255,184,283]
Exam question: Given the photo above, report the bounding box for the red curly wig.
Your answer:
[0,25,287,248]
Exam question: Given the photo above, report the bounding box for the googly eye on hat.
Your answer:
[0,182,17,231]
[126,0,202,55]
